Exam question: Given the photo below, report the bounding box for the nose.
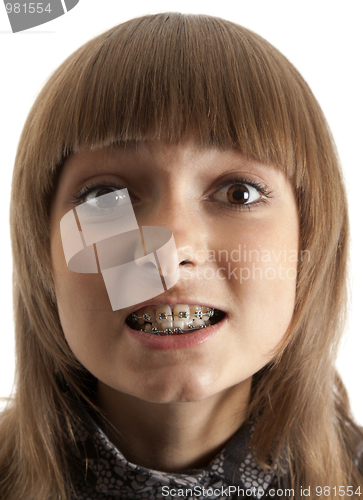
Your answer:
[137,195,209,269]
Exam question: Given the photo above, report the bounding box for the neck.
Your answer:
[95,380,251,472]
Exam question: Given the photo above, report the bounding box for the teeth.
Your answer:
[129,303,221,335]
[173,319,185,329]
[143,306,154,322]
[173,304,190,319]
[201,306,212,320]
[161,319,173,330]
[190,305,203,320]
[156,305,172,323]
[194,318,205,327]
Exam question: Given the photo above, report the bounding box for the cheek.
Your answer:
[55,274,111,325]
[52,239,107,310]
[217,216,298,348]
[51,230,115,355]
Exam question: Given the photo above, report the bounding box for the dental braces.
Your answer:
[131,307,215,323]
[140,324,208,335]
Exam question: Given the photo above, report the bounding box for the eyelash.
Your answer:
[70,180,124,204]
[70,177,271,211]
[211,176,271,212]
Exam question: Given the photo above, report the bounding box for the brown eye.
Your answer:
[210,181,263,209]
[226,184,250,204]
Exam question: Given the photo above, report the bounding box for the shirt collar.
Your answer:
[71,408,277,499]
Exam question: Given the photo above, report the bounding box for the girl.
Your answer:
[1,12,362,500]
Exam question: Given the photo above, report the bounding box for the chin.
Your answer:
[131,375,220,404]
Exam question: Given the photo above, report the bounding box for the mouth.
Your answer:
[125,304,226,336]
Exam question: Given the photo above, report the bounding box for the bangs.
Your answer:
[33,13,321,184]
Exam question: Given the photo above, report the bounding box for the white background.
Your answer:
[0,1,362,421]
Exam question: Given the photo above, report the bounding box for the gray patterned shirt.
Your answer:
[70,410,281,500]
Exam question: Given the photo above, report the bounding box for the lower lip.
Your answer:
[125,315,227,351]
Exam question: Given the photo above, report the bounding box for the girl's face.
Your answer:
[50,141,299,403]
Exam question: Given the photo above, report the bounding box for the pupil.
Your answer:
[96,188,119,208]
[227,184,249,203]
[232,189,245,201]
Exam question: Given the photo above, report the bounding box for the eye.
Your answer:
[84,187,121,209]
[225,183,261,205]
[212,179,264,208]
[70,182,134,224]
[70,180,132,211]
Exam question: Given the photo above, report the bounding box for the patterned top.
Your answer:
[70,410,280,500]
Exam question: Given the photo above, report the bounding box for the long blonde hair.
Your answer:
[1,12,361,499]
